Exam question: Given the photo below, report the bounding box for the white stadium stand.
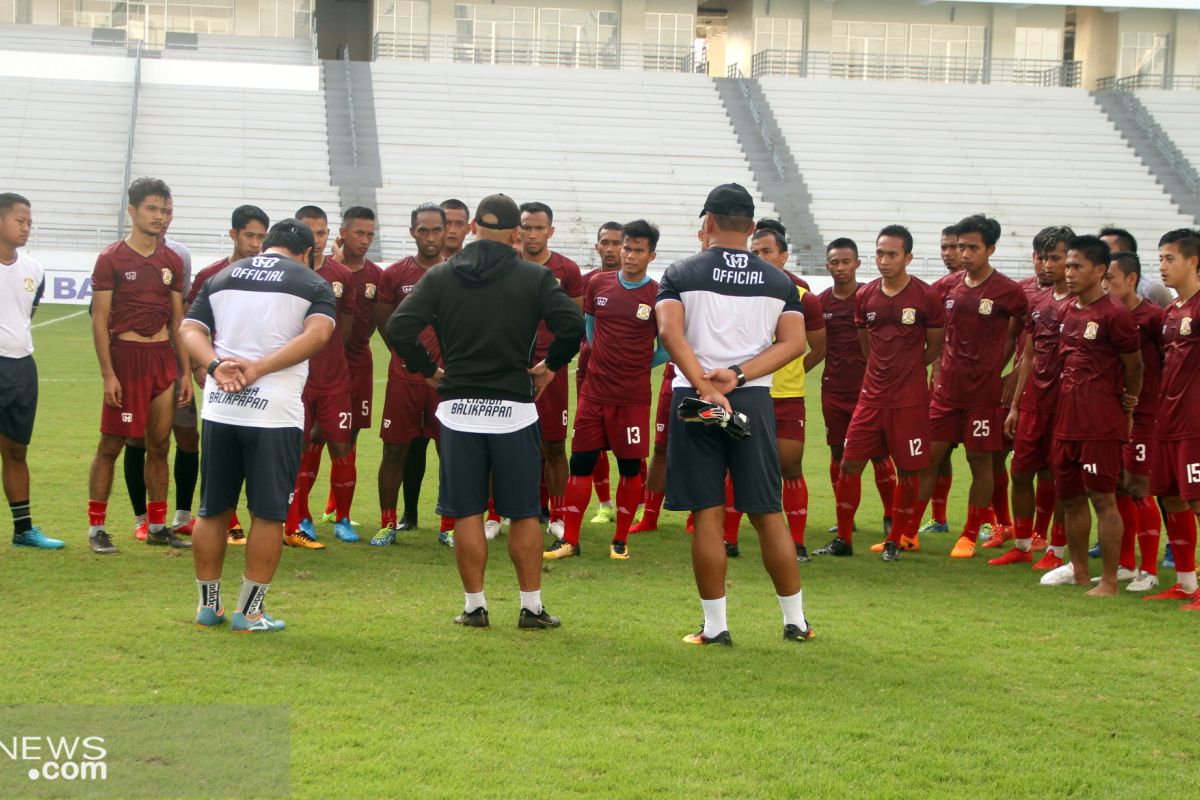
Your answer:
[1134,89,1200,174]
[759,77,1196,267]
[371,60,777,269]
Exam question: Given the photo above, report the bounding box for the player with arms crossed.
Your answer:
[86,178,191,554]
[815,226,944,561]
[545,219,666,560]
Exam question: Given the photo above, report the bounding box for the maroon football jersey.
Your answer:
[378,256,440,384]
[581,271,659,406]
[91,240,184,337]
[818,283,864,400]
[1013,275,1044,363]
[186,257,229,307]
[1159,292,1200,440]
[344,259,382,371]
[932,270,1027,408]
[1053,297,1140,441]
[533,251,583,360]
[303,257,356,397]
[854,277,944,408]
[1018,287,1072,413]
[1123,298,1163,431]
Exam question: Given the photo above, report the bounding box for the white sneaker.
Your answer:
[548,519,565,540]
[501,517,511,528]
[1040,564,1078,586]
[484,519,501,540]
[1126,571,1161,592]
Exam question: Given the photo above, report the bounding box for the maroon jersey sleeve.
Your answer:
[90,247,118,292]
[798,285,824,331]
[1159,294,1200,439]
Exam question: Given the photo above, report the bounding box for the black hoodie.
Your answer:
[386,239,584,403]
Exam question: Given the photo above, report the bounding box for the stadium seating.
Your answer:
[759,77,1196,265]
[1134,89,1200,175]
[131,83,339,250]
[370,60,777,267]
[0,77,131,243]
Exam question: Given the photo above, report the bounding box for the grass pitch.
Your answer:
[0,305,1196,799]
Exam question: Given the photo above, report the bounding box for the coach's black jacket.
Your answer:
[386,239,583,402]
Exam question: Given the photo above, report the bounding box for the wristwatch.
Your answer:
[206,358,223,377]
[729,364,746,388]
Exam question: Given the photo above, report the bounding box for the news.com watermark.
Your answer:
[1,705,289,798]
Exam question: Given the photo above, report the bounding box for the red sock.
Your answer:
[1116,495,1139,570]
[88,499,107,527]
[962,505,987,543]
[638,458,647,484]
[829,459,841,499]
[592,456,611,505]
[723,475,742,545]
[873,459,897,518]
[562,476,591,546]
[888,474,916,543]
[613,474,642,544]
[540,477,549,511]
[486,498,501,523]
[330,453,356,521]
[639,490,664,529]
[1135,497,1162,575]
[992,469,1012,526]
[147,499,167,528]
[932,473,952,524]
[1166,511,1197,574]
[908,497,930,539]
[229,510,241,528]
[440,515,455,533]
[1034,478,1055,537]
[381,508,397,530]
[295,442,323,521]
[982,506,998,528]
[782,477,808,546]
[835,472,861,543]
[1014,515,1034,541]
[550,495,565,524]
[1050,521,1067,548]
[323,448,336,515]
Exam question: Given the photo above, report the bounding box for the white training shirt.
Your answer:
[0,251,45,358]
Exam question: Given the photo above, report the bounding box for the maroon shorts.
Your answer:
[821,393,857,448]
[1011,409,1054,474]
[100,339,178,438]
[1122,434,1153,478]
[303,391,353,445]
[572,396,651,460]
[349,365,374,430]
[1051,438,1122,497]
[380,377,438,444]
[773,397,806,443]
[928,401,1004,452]
[653,377,673,449]
[1151,437,1200,501]
[536,368,569,442]
[843,404,930,472]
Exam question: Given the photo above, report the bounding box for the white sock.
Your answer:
[196,579,221,610]
[88,525,104,537]
[1178,571,1198,593]
[237,578,270,617]
[519,590,542,614]
[1015,537,1032,553]
[1049,544,1065,557]
[777,590,807,630]
[600,501,613,510]
[464,591,487,612]
[173,509,192,527]
[701,596,728,638]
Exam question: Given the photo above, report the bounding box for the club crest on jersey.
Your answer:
[595,296,608,307]
[161,268,172,285]
[723,252,748,270]
[866,312,877,322]
[332,281,344,298]
[978,298,994,315]
[23,277,34,292]
[945,299,954,310]
[1183,317,1193,336]
[636,303,651,320]
[365,283,377,300]
[901,308,917,325]
[1084,321,1099,340]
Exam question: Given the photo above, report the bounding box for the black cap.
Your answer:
[474,194,521,230]
[700,183,755,218]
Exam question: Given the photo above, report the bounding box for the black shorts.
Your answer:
[0,355,37,445]
[665,387,782,514]
[198,420,302,522]
[437,421,542,520]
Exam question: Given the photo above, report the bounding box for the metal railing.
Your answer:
[116,39,142,240]
[1106,87,1200,196]
[373,33,698,74]
[751,50,1081,87]
[1097,74,1200,91]
[342,49,359,168]
[728,64,785,181]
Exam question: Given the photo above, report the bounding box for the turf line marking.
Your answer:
[32,309,88,328]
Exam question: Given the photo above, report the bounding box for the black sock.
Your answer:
[123,444,147,517]
[402,437,429,518]
[10,500,31,535]
[174,449,199,513]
